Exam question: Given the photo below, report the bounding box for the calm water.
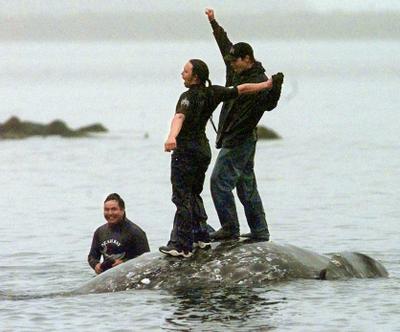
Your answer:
[0,40,399,331]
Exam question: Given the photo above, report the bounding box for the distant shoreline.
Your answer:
[2,11,399,41]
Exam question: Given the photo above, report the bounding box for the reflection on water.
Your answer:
[163,286,285,330]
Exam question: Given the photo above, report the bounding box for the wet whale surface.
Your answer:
[73,240,388,294]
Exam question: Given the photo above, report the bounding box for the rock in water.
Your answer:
[0,116,107,139]
[257,125,281,140]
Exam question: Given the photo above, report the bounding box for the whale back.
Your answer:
[320,252,389,280]
[73,241,388,294]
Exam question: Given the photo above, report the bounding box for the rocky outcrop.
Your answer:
[0,116,107,139]
[257,125,281,140]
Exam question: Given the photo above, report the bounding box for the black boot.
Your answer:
[210,228,239,242]
[240,231,270,241]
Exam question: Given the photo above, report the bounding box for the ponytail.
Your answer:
[189,59,212,87]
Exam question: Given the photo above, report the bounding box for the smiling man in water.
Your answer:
[88,193,150,274]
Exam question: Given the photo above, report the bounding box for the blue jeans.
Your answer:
[210,137,269,235]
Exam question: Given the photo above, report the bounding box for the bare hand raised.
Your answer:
[205,8,215,21]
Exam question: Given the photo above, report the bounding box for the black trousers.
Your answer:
[168,140,211,251]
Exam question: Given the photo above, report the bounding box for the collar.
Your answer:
[107,216,127,230]
[239,61,265,77]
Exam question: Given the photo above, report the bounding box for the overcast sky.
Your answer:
[1,0,400,16]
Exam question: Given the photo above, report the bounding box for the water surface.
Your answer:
[0,40,399,331]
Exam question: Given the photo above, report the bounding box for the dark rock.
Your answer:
[45,120,77,137]
[257,125,281,140]
[0,116,108,140]
[77,123,108,133]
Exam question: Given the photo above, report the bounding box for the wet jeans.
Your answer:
[168,140,211,251]
[210,137,269,235]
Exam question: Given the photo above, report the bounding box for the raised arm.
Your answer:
[205,8,233,65]
[164,113,185,152]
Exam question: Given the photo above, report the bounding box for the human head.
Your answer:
[103,193,126,225]
[189,59,212,86]
[224,42,255,73]
[181,59,212,88]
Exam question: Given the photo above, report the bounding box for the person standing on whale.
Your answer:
[205,8,284,242]
[159,59,279,258]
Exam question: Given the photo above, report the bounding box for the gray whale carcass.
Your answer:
[73,240,388,294]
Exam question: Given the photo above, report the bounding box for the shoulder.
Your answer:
[94,223,108,234]
[176,91,192,111]
[125,219,147,236]
[179,90,190,99]
[250,61,267,79]
[92,223,108,240]
[178,90,192,103]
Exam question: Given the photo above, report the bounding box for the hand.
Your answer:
[112,259,124,267]
[94,263,103,274]
[266,77,273,89]
[271,72,284,86]
[205,8,215,21]
[164,136,177,152]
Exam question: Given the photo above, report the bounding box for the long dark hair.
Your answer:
[189,59,212,87]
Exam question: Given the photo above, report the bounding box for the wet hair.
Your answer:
[189,59,212,87]
[104,193,125,210]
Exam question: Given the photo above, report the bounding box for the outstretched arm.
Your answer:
[237,77,273,95]
[164,113,185,152]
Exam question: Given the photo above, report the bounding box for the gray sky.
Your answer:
[2,1,399,41]
[1,0,400,16]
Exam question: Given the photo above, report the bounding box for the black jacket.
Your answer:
[88,217,150,270]
[210,19,282,148]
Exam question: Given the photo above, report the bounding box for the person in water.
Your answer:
[159,59,280,258]
[205,8,284,242]
[88,193,150,274]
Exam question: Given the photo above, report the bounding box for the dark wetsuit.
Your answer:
[168,84,238,251]
[88,217,149,271]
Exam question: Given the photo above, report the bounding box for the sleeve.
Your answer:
[210,20,233,62]
[257,72,284,112]
[209,19,235,85]
[212,85,239,104]
[88,230,101,270]
[175,93,191,115]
